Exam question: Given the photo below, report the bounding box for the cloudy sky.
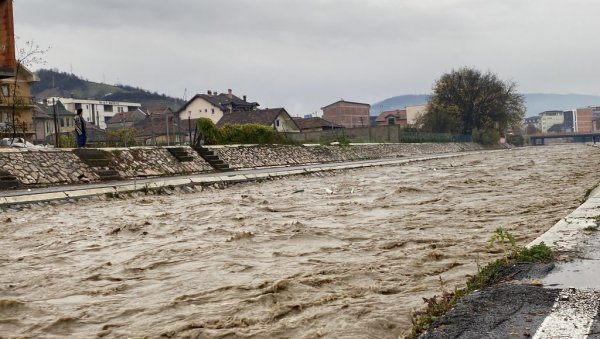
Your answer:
[12,0,600,116]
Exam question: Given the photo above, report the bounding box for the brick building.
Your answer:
[0,0,16,79]
[321,100,370,128]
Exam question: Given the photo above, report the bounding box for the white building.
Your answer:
[46,97,142,129]
[405,104,427,126]
[538,110,564,133]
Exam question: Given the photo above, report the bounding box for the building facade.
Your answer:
[321,100,370,128]
[375,109,407,126]
[177,89,259,125]
[405,104,427,126]
[0,0,16,79]
[0,65,38,141]
[538,111,564,133]
[563,108,594,133]
[46,97,142,129]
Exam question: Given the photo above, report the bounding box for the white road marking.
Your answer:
[533,288,600,339]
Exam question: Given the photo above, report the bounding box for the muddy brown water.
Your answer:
[1,144,599,338]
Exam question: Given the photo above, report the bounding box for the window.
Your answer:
[205,109,208,113]
[60,118,65,127]
[275,119,280,127]
[104,105,113,112]
[211,108,214,114]
[1,85,9,96]
[387,117,396,125]
[75,103,82,110]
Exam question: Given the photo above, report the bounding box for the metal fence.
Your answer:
[284,125,471,144]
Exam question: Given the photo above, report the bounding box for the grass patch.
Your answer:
[583,226,599,232]
[408,238,553,339]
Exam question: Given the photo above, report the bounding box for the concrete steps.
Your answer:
[167,147,194,162]
[73,149,122,182]
[0,170,19,190]
[194,146,230,171]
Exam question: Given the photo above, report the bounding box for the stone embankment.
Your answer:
[209,142,485,169]
[0,142,486,189]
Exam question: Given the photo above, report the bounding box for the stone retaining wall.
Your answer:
[208,142,485,169]
[104,147,213,178]
[0,143,486,189]
[0,149,100,186]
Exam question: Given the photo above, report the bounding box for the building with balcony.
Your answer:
[0,65,38,141]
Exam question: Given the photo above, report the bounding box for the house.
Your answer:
[177,89,259,125]
[292,117,343,132]
[133,108,186,145]
[375,109,407,126]
[0,0,16,79]
[105,109,147,130]
[32,101,76,144]
[0,64,38,141]
[321,100,370,128]
[217,108,300,133]
[46,97,142,129]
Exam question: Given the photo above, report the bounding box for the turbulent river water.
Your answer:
[1,144,600,338]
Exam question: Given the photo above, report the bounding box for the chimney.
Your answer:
[207,90,212,96]
[243,95,247,102]
[228,88,233,99]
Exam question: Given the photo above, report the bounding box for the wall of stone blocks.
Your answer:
[103,147,213,178]
[0,149,100,186]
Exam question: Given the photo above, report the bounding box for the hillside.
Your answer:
[371,93,600,117]
[31,69,185,110]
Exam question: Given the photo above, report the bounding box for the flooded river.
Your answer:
[1,144,599,338]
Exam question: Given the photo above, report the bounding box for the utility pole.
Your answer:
[52,98,59,147]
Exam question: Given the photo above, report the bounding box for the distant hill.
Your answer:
[371,93,600,117]
[31,69,185,110]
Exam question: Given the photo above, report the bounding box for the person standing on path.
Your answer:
[74,108,86,148]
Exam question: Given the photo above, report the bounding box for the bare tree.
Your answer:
[5,38,49,143]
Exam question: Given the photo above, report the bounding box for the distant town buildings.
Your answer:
[46,97,142,129]
[524,107,597,134]
[321,100,370,128]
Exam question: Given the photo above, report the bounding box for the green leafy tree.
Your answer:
[194,118,220,145]
[107,128,137,147]
[420,68,525,139]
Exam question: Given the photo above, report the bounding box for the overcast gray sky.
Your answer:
[12,0,600,116]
